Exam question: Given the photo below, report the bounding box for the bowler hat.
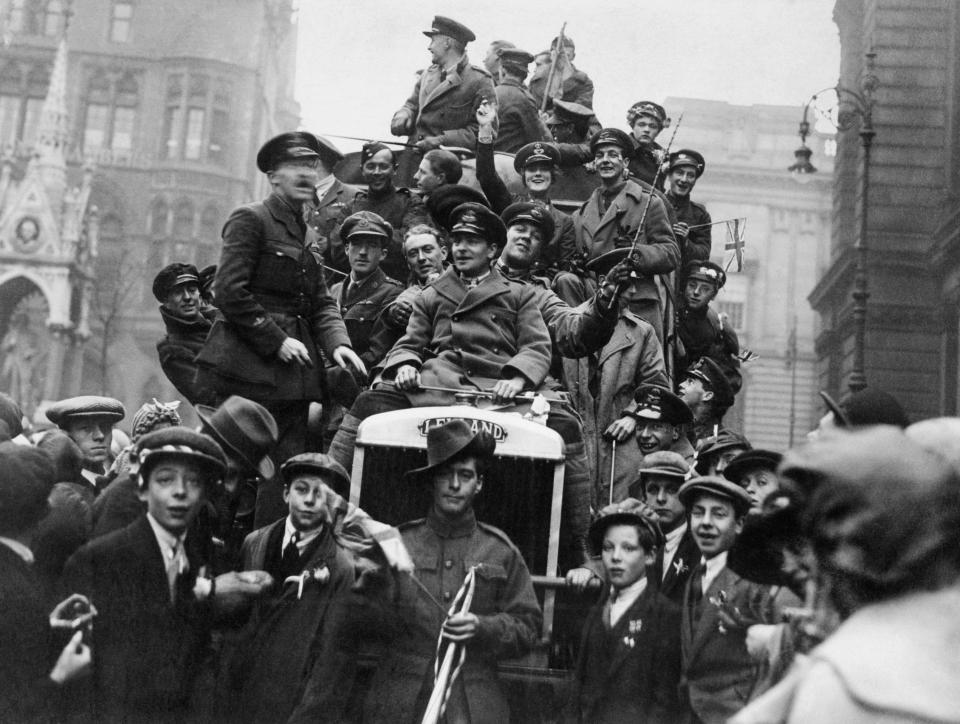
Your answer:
[0,392,24,439]
[449,202,507,249]
[46,395,125,428]
[426,184,489,231]
[280,452,351,497]
[626,101,668,128]
[513,141,560,173]
[501,201,555,241]
[423,15,476,44]
[0,442,55,531]
[629,384,693,426]
[678,474,752,517]
[405,419,496,482]
[723,449,782,485]
[196,396,278,479]
[588,498,664,556]
[152,262,201,303]
[256,131,323,173]
[341,211,393,245]
[589,128,635,159]
[669,149,706,178]
[819,388,909,428]
[132,426,227,487]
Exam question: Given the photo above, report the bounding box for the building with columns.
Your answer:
[0,0,300,423]
[663,97,834,449]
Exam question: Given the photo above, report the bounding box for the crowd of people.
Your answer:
[2,13,959,724]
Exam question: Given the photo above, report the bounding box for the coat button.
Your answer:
[444,560,453,569]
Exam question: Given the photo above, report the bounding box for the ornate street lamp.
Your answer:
[793,52,878,392]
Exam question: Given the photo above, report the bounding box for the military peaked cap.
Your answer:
[684,357,735,409]
[426,184,489,231]
[423,15,476,44]
[501,201,555,240]
[449,202,506,249]
[256,131,323,173]
[626,101,669,128]
[152,262,200,302]
[513,141,560,173]
[630,384,693,426]
[47,396,125,427]
[498,48,535,72]
[341,211,393,245]
[678,475,752,517]
[669,149,706,177]
[548,99,594,124]
[590,128,635,159]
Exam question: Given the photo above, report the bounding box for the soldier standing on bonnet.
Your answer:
[198,131,365,527]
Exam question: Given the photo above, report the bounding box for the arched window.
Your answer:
[149,198,168,236]
[172,200,193,239]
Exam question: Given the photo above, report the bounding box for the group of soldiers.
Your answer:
[2,13,957,724]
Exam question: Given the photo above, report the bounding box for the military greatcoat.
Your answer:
[363,509,541,724]
[394,55,495,149]
[200,192,352,403]
[493,77,550,154]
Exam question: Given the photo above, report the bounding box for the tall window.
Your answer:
[81,70,139,157]
[0,61,48,149]
[43,0,63,36]
[161,70,231,165]
[109,0,133,43]
[0,63,24,146]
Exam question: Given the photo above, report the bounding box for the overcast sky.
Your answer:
[294,0,840,153]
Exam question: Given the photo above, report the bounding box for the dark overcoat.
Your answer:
[220,520,357,724]
[382,266,552,406]
[305,178,362,274]
[62,516,212,722]
[200,192,352,402]
[573,180,679,303]
[493,78,550,154]
[350,186,429,281]
[651,526,701,605]
[156,305,217,406]
[394,55,495,149]
[329,267,403,367]
[668,192,712,266]
[681,563,767,724]
[363,510,541,724]
[567,583,682,724]
[529,68,594,109]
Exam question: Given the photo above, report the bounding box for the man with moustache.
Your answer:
[198,131,365,527]
[665,150,712,268]
[350,142,428,281]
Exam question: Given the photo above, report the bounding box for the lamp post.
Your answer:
[792,52,878,393]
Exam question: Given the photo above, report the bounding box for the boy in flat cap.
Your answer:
[391,15,495,158]
[154,262,218,406]
[199,131,365,528]
[626,101,670,186]
[665,149,712,268]
[557,128,679,342]
[568,499,681,724]
[491,47,550,153]
[677,475,769,724]
[476,100,577,278]
[351,142,429,281]
[677,261,742,393]
[62,427,272,721]
[363,419,541,724]
[222,453,359,723]
[46,395,126,490]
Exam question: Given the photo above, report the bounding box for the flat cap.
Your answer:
[256,131,323,173]
[678,474,752,517]
[629,384,693,426]
[341,210,393,245]
[152,262,200,302]
[588,498,664,556]
[683,260,726,289]
[694,429,751,474]
[513,141,560,173]
[450,202,506,249]
[638,450,691,480]
[626,101,668,128]
[500,201,555,240]
[426,184,489,231]
[723,449,782,485]
[590,128,635,159]
[684,357,734,409]
[669,149,706,177]
[281,452,351,496]
[132,426,227,485]
[47,395,125,427]
[423,15,475,44]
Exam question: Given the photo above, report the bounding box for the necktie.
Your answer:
[282,531,301,577]
[603,588,616,630]
[690,563,705,623]
[440,69,447,82]
[166,542,186,604]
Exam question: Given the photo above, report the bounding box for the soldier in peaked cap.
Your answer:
[363,418,540,723]
[490,47,550,154]
[390,14,494,169]
[153,262,217,406]
[199,132,364,529]
[665,149,713,268]
[626,101,670,186]
[46,395,125,487]
[677,261,742,404]
[544,98,603,168]
[476,99,577,278]
[624,384,695,462]
[680,355,738,444]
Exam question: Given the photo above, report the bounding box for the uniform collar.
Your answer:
[427,507,477,539]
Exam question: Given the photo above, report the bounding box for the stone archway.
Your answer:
[0,277,52,416]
